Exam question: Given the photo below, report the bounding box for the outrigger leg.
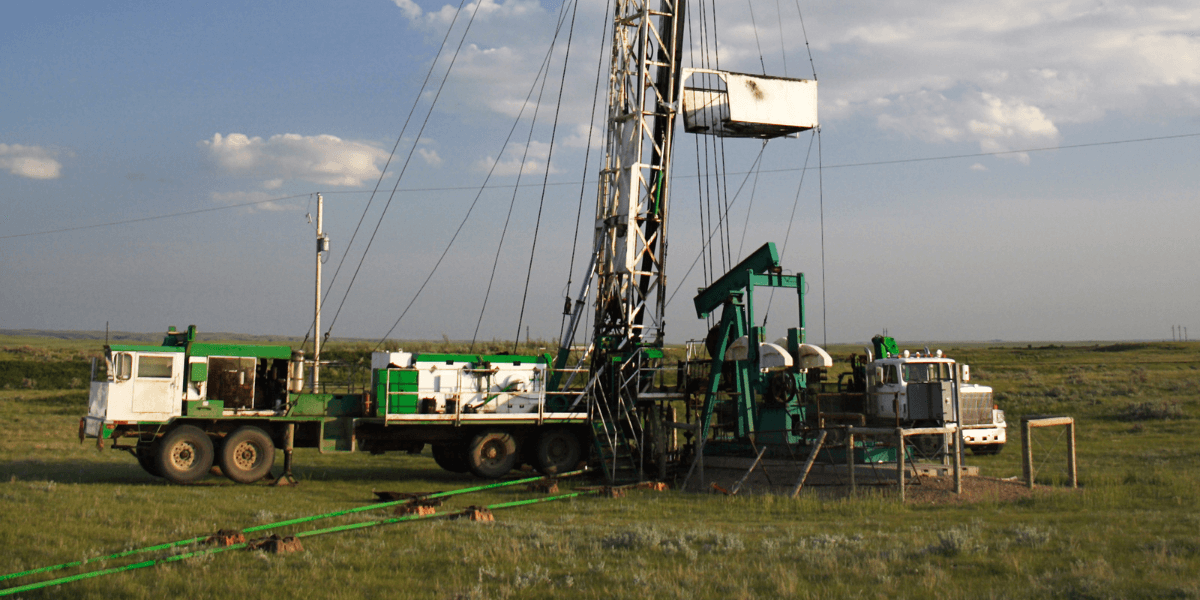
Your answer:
[271,423,298,486]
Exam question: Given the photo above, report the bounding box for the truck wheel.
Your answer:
[533,428,581,475]
[135,442,163,478]
[157,425,214,484]
[219,427,276,484]
[432,443,470,473]
[466,431,518,478]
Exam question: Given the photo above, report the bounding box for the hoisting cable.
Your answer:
[512,0,581,353]
[372,0,570,351]
[709,0,735,274]
[746,0,767,75]
[817,125,827,346]
[775,0,788,76]
[0,469,585,590]
[693,0,721,279]
[664,142,768,308]
[558,0,614,344]
[1,487,596,598]
[471,0,577,351]
[794,0,819,80]
[323,0,489,342]
[761,129,816,327]
[762,0,821,330]
[735,139,769,261]
[298,0,471,349]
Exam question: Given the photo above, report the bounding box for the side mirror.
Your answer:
[962,365,971,382]
[874,366,885,383]
[116,353,133,381]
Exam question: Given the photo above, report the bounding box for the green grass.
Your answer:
[1,339,1198,598]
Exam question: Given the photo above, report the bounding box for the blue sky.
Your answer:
[2,0,1198,346]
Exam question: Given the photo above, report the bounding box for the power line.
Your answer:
[0,193,310,240]
[5,131,1197,242]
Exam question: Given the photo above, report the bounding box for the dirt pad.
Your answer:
[690,457,1047,504]
[900,475,1035,505]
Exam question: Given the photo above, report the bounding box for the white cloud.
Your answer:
[391,0,423,20]
[418,148,443,166]
[395,0,545,26]
[733,1,1200,156]
[389,0,1200,166]
[473,140,557,175]
[876,90,1059,160]
[560,124,602,149]
[0,143,63,179]
[969,163,988,172]
[201,133,390,187]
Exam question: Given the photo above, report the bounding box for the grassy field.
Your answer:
[1,335,1198,599]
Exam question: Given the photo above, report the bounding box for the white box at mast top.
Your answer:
[682,69,818,139]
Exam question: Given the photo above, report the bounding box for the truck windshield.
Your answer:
[902,362,952,383]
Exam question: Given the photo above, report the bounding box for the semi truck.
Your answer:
[809,335,1006,456]
[81,325,590,484]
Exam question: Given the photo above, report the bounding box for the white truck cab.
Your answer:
[864,341,1006,455]
[85,348,185,437]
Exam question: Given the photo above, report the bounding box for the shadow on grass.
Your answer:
[0,458,546,488]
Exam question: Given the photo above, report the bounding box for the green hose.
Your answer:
[0,469,585,584]
[0,489,595,597]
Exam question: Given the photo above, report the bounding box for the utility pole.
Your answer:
[312,193,327,393]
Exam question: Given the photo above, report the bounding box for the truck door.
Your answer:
[131,352,183,416]
[874,363,903,418]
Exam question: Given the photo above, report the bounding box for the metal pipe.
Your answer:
[1,488,596,597]
[1,469,586,585]
[312,193,324,393]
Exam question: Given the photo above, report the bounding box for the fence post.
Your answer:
[953,424,962,494]
[896,428,905,502]
[1067,419,1077,489]
[847,428,856,494]
[1022,417,1033,488]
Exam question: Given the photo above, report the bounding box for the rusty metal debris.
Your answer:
[373,490,443,502]
[634,481,669,492]
[246,535,304,554]
[453,506,494,522]
[526,480,559,493]
[393,497,442,516]
[206,530,246,547]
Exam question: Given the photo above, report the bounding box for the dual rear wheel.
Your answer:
[143,425,275,484]
[434,429,581,478]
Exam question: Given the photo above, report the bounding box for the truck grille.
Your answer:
[959,390,993,425]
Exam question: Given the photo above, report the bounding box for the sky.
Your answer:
[2,0,1198,347]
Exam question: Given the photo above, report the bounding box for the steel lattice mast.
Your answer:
[553,0,686,383]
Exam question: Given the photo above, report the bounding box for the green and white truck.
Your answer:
[82,326,589,484]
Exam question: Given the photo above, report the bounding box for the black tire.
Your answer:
[135,442,163,478]
[157,425,214,484]
[466,431,519,478]
[533,428,581,475]
[432,443,470,473]
[219,427,276,484]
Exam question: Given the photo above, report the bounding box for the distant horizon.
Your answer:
[2,328,1191,348]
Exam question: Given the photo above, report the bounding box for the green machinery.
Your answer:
[687,242,903,465]
[692,242,808,451]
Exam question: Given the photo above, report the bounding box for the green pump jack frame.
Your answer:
[692,242,807,443]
